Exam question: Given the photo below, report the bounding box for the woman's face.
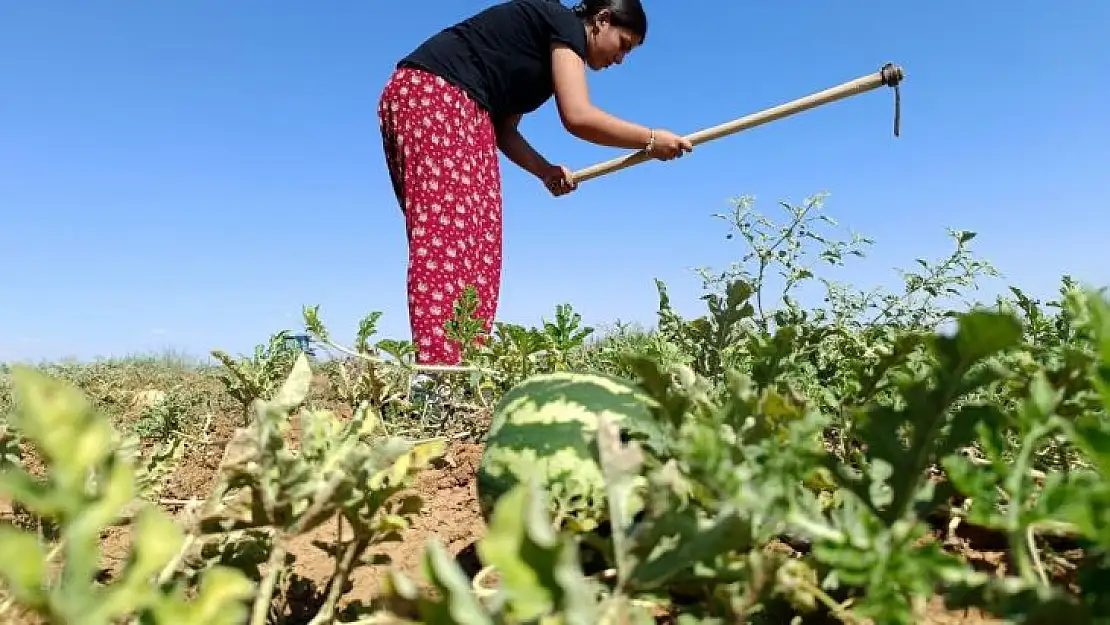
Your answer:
[585,11,641,71]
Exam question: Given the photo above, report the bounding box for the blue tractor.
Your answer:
[283,332,318,357]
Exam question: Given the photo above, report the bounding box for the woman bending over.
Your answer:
[378,0,692,366]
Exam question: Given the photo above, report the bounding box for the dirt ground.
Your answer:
[282,442,488,601]
[133,396,494,608]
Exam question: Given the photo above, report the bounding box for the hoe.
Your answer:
[569,62,905,185]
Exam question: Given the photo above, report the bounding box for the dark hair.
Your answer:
[571,0,648,41]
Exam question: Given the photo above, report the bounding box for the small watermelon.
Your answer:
[476,371,665,532]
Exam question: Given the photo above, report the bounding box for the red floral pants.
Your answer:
[377,66,503,365]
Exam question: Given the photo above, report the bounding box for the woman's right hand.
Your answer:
[648,129,693,160]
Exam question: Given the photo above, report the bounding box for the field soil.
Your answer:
[0,368,1011,624]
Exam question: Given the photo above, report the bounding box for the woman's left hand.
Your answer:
[540,164,577,197]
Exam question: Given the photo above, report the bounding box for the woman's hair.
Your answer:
[571,0,648,41]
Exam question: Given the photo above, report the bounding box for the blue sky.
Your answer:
[2,1,1107,363]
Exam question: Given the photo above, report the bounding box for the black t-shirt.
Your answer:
[398,0,588,122]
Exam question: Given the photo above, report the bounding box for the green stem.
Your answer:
[1005,421,1056,585]
[250,542,288,625]
[786,509,844,544]
[1027,525,1049,587]
[308,535,369,625]
[797,578,861,624]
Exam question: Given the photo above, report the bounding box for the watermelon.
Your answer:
[475,371,666,532]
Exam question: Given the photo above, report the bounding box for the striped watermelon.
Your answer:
[476,371,666,532]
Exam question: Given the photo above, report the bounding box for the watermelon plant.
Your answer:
[0,366,254,625]
[375,285,1110,624]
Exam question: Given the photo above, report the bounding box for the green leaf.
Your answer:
[129,506,186,580]
[476,482,599,624]
[421,539,494,625]
[947,310,1023,366]
[626,506,751,590]
[956,230,977,244]
[146,566,255,625]
[270,352,313,411]
[0,525,48,608]
[596,412,645,567]
[477,484,561,619]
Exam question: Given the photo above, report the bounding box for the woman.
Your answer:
[378,0,693,366]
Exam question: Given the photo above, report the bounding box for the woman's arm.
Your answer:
[494,114,553,178]
[495,113,577,196]
[550,44,653,149]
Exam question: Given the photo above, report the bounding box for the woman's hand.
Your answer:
[540,164,577,197]
[647,129,693,161]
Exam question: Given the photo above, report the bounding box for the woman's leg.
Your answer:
[378,67,503,365]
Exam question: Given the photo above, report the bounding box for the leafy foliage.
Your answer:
[1,192,1107,624]
[0,366,253,625]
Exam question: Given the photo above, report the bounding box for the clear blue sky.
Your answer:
[2,1,1107,363]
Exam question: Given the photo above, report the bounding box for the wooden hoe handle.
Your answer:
[569,63,905,185]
